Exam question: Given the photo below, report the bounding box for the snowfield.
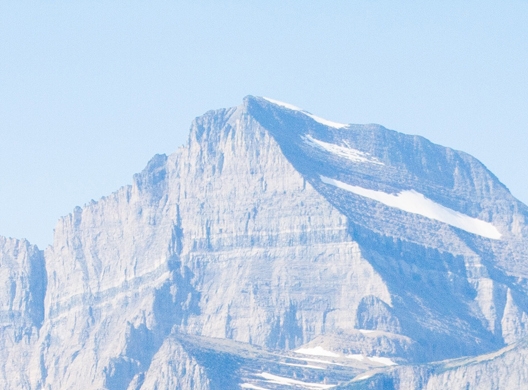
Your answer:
[320,176,502,240]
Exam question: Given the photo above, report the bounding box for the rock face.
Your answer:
[0,237,45,389]
[2,96,528,389]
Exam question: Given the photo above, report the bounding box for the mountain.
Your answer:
[1,96,528,389]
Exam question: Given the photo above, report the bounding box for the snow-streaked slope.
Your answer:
[346,354,397,366]
[340,336,528,390]
[320,176,501,240]
[241,384,268,390]
[262,97,348,128]
[304,135,384,165]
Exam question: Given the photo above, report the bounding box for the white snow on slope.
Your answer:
[241,384,269,390]
[295,346,340,358]
[369,356,397,366]
[262,97,347,129]
[320,176,502,240]
[358,329,375,334]
[346,354,397,366]
[353,372,376,381]
[304,135,384,165]
[345,354,367,362]
[259,372,335,389]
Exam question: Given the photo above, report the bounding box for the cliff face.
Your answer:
[2,96,528,389]
[0,237,45,388]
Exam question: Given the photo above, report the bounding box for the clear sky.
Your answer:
[1,1,527,248]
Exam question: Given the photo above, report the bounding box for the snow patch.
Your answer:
[259,372,335,388]
[346,354,367,362]
[262,97,347,129]
[241,384,269,390]
[320,176,502,240]
[358,329,376,334]
[304,135,384,165]
[346,354,397,366]
[354,372,375,381]
[295,346,340,358]
[370,356,397,366]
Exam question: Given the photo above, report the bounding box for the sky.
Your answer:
[1,1,527,248]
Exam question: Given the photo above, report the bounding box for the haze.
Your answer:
[1,1,527,248]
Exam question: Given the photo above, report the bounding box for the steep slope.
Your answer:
[0,237,46,388]
[245,97,528,361]
[1,96,528,389]
[339,335,528,389]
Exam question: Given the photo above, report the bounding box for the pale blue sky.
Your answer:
[1,1,527,248]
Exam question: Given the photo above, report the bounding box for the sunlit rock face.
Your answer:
[0,237,45,389]
[2,96,528,389]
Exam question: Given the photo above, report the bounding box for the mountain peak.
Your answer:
[243,95,349,129]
